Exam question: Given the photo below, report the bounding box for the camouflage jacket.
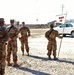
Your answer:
[45,29,62,41]
[18,26,30,37]
[0,25,8,44]
[8,26,18,40]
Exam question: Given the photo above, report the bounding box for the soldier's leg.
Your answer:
[25,40,29,55]
[13,54,19,67]
[47,42,52,59]
[6,51,11,65]
[48,49,52,59]
[52,43,58,60]
[0,69,5,75]
[53,50,58,60]
[2,60,6,75]
[0,44,6,75]
[0,54,5,75]
[0,59,5,75]
[13,51,18,65]
[21,41,25,55]
[53,50,56,58]
[6,42,12,66]
[12,41,19,66]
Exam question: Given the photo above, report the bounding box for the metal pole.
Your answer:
[58,4,64,58]
[62,4,64,14]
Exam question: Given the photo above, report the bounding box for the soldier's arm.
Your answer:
[27,28,30,36]
[0,28,8,43]
[56,31,63,39]
[45,31,49,40]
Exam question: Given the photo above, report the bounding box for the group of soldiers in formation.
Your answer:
[0,18,63,75]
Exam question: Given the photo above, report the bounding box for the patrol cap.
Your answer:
[22,22,25,24]
[50,24,54,28]
[10,19,14,23]
[0,18,4,22]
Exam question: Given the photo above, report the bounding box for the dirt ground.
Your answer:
[5,28,74,75]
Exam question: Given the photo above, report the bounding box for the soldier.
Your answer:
[18,22,30,55]
[45,24,63,60]
[0,18,8,75]
[6,19,19,66]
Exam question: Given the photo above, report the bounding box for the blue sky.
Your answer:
[0,0,74,24]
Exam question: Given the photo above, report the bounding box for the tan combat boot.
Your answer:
[7,61,12,66]
[13,62,19,67]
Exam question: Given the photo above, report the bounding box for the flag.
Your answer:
[56,14,67,24]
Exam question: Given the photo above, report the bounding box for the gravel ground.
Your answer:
[5,28,74,75]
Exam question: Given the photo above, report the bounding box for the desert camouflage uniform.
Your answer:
[0,25,8,75]
[45,29,62,59]
[18,26,30,55]
[6,26,18,64]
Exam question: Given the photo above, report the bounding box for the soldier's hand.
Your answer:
[61,36,63,39]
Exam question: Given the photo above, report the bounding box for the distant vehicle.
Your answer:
[54,23,74,37]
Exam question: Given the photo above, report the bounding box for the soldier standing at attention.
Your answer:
[45,24,63,60]
[6,19,19,66]
[0,18,8,75]
[18,22,30,56]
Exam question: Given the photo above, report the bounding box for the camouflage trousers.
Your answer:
[0,44,6,75]
[20,38,29,54]
[47,41,57,58]
[6,40,17,63]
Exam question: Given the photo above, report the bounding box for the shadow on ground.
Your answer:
[29,55,74,65]
[14,66,50,75]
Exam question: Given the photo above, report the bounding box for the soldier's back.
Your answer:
[0,26,6,42]
[48,29,58,40]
